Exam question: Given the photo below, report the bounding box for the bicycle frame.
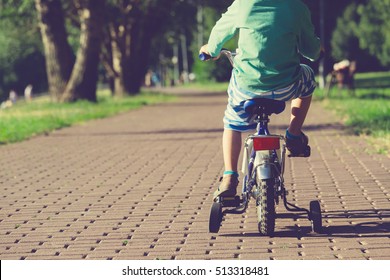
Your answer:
[211,50,287,214]
[240,113,286,211]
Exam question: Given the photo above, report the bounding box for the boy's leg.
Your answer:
[222,129,242,172]
[287,95,312,136]
[213,129,241,199]
[285,64,315,157]
[286,95,312,156]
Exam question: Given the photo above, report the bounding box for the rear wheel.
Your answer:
[256,179,276,236]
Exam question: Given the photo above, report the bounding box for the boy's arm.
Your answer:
[207,0,241,57]
[298,6,321,61]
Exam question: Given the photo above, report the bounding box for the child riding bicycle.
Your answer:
[199,0,322,200]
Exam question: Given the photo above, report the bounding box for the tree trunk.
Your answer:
[124,3,169,94]
[102,1,172,96]
[35,0,74,101]
[109,23,126,97]
[125,18,153,94]
[100,25,116,95]
[61,0,105,102]
[102,2,149,96]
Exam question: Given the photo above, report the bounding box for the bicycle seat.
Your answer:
[244,98,286,116]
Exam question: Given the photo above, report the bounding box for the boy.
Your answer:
[199,0,321,199]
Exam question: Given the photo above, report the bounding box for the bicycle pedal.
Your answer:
[304,146,311,157]
[288,146,311,158]
[220,196,241,207]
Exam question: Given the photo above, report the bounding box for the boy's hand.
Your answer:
[199,44,220,60]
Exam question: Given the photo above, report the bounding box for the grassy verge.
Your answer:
[316,71,390,155]
[0,89,175,144]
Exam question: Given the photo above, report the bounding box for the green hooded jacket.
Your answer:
[207,0,321,92]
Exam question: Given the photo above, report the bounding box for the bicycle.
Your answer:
[200,50,322,235]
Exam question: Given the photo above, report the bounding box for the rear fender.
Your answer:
[254,151,273,179]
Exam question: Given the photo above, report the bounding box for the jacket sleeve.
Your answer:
[298,5,321,61]
[207,0,241,57]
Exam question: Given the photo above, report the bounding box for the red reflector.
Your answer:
[253,136,280,151]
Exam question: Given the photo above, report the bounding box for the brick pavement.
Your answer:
[1,89,389,260]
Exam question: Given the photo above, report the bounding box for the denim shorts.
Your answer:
[223,64,316,131]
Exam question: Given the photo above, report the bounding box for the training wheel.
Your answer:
[209,202,223,233]
[309,200,322,233]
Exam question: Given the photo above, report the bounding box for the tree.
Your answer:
[357,0,390,67]
[101,0,236,95]
[0,0,46,102]
[331,3,361,61]
[330,2,383,72]
[148,1,198,87]
[102,0,192,96]
[190,1,235,83]
[101,0,136,97]
[35,0,74,101]
[301,0,368,74]
[35,0,104,102]
[61,0,105,102]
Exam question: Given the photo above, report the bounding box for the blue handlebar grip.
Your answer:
[199,53,212,61]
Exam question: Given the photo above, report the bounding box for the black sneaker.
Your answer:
[285,131,311,157]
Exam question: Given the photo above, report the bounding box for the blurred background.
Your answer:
[0,0,389,102]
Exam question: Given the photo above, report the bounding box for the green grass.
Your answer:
[316,71,390,155]
[0,89,175,144]
[2,73,389,155]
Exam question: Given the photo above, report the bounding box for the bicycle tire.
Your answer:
[256,178,276,236]
[209,202,222,233]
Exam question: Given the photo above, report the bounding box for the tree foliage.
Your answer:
[331,3,360,61]
[331,0,388,70]
[0,0,46,101]
[357,0,390,66]
[2,0,389,103]
[190,1,235,83]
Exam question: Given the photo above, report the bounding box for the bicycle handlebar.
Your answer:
[199,53,212,61]
[199,49,236,66]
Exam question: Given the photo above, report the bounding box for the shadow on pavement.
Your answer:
[220,209,390,238]
[52,128,224,137]
[158,101,227,107]
[322,221,390,237]
[270,123,346,132]
[321,209,390,238]
[168,91,226,98]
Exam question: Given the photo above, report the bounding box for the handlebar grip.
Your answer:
[199,53,212,61]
